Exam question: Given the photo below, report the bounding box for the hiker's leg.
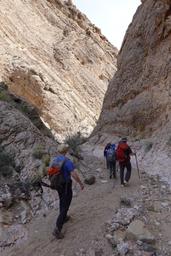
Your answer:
[109,161,113,178]
[65,181,73,213]
[106,158,109,169]
[56,188,68,232]
[112,161,116,178]
[119,163,125,185]
[58,187,64,213]
[125,161,132,182]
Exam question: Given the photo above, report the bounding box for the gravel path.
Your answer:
[2,146,140,256]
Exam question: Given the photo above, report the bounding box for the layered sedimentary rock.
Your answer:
[97,0,171,136]
[0,84,59,247]
[96,0,171,181]
[0,0,117,140]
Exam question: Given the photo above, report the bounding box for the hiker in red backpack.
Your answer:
[116,137,134,187]
[51,144,84,239]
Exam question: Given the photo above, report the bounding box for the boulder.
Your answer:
[84,175,96,185]
[125,220,155,244]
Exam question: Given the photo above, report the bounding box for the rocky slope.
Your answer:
[2,143,171,256]
[0,83,59,247]
[0,0,117,141]
[95,0,171,184]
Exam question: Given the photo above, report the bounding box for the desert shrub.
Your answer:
[42,154,50,166]
[65,132,87,158]
[0,147,15,177]
[0,166,14,177]
[0,90,11,101]
[0,81,8,89]
[19,104,31,114]
[0,147,14,166]
[32,144,45,159]
[0,82,11,102]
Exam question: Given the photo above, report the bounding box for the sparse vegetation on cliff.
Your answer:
[0,146,15,177]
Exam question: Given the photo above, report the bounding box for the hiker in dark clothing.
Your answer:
[52,144,84,239]
[116,138,134,186]
[106,144,116,179]
[104,143,111,169]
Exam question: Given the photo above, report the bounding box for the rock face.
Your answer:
[0,84,59,247]
[97,0,171,137]
[0,0,117,140]
[0,83,56,179]
[0,83,58,220]
[95,0,171,182]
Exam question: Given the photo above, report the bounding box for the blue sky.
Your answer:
[74,0,141,49]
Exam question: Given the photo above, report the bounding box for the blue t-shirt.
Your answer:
[111,144,116,150]
[50,155,75,182]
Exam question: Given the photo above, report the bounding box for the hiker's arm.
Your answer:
[71,170,84,190]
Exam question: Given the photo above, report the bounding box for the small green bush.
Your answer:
[0,147,15,166]
[19,104,31,114]
[0,147,15,177]
[0,81,8,90]
[32,144,45,159]
[65,132,87,157]
[0,91,10,101]
[0,166,14,177]
[42,154,50,166]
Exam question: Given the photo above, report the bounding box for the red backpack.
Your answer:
[47,157,66,190]
[116,143,129,162]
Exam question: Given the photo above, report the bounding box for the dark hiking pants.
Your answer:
[106,157,109,169]
[119,161,132,185]
[108,160,116,178]
[56,180,72,232]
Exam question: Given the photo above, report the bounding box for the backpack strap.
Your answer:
[60,157,67,173]
[42,158,68,190]
[40,180,52,188]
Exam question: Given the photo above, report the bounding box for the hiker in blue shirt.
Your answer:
[104,143,111,169]
[106,143,116,179]
[52,144,84,239]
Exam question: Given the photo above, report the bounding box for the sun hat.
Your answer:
[121,137,127,142]
[57,144,69,154]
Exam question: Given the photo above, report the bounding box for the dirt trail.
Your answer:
[2,150,140,256]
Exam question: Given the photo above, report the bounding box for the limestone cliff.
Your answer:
[95,0,171,182]
[0,0,117,141]
[0,83,60,246]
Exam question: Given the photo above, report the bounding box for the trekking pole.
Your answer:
[134,153,141,179]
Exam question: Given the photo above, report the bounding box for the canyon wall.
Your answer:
[95,0,171,182]
[0,0,117,140]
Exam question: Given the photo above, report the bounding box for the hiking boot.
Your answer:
[52,227,64,239]
[113,174,117,179]
[64,215,71,223]
[124,180,129,186]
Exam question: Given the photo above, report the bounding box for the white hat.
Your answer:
[58,144,69,153]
